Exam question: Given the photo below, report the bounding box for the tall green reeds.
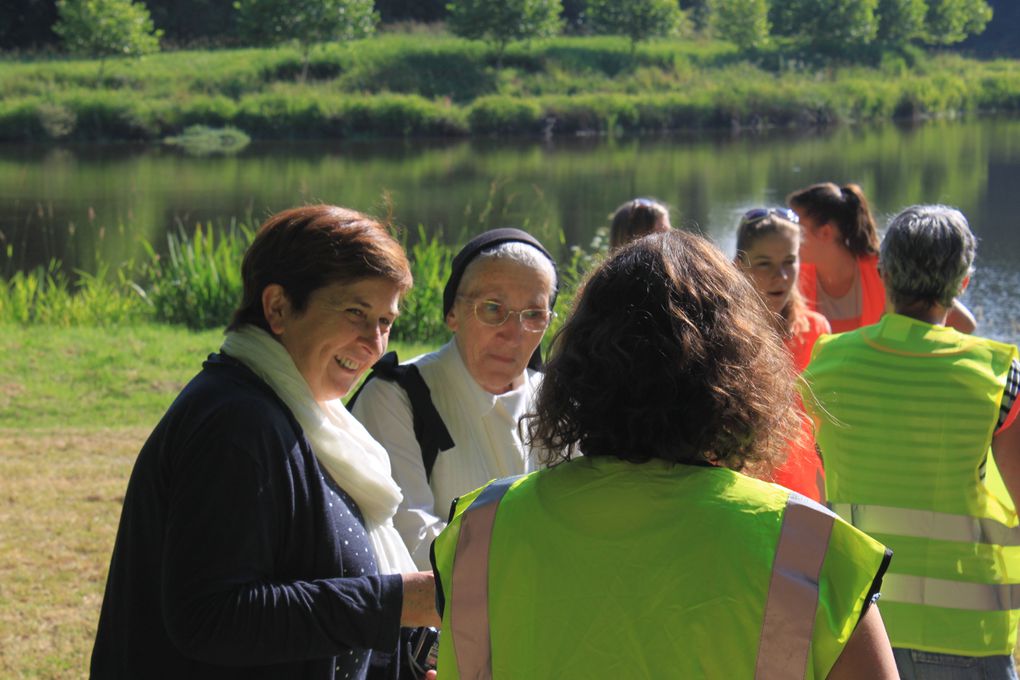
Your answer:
[392,225,453,344]
[0,259,149,325]
[140,221,251,329]
[0,221,598,346]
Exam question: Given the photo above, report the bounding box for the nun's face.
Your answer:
[446,258,553,395]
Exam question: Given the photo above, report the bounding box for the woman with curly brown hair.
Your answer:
[430,230,898,679]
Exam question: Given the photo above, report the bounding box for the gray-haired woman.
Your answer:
[351,228,558,569]
[803,205,1020,679]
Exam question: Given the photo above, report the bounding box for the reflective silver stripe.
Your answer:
[883,573,1020,611]
[449,476,519,680]
[831,503,1020,546]
[756,494,835,680]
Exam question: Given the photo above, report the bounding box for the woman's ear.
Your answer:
[445,307,459,333]
[261,284,290,335]
[817,222,838,243]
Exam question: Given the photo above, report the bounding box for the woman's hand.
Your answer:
[400,571,441,628]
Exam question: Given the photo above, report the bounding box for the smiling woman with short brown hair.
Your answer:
[91,204,438,679]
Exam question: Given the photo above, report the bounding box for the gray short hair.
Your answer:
[460,241,558,302]
[879,205,975,309]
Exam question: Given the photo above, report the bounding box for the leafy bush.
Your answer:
[164,125,251,155]
[57,90,161,139]
[337,41,496,102]
[54,0,162,74]
[468,96,543,134]
[585,0,685,52]
[447,0,562,60]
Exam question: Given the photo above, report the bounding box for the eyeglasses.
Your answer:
[461,297,556,333]
[740,207,799,227]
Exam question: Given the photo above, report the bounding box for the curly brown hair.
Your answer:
[528,229,800,474]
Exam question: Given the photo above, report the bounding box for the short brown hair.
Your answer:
[529,230,799,474]
[227,205,412,333]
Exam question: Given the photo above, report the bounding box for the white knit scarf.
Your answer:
[221,325,416,575]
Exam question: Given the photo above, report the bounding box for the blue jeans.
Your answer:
[894,648,1019,680]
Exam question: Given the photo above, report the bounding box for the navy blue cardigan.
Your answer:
[91,354,406,679]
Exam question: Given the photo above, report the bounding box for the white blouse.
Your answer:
[351,340,544,569]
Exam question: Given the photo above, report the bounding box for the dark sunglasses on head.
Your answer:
[740,207,799,226]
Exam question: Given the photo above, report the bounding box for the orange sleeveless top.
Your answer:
[771,310,831,501]
[798,255,885,333]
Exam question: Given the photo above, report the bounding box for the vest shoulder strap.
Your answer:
[347,351,455,481]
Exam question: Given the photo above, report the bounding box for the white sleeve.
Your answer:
[350,377,446,570]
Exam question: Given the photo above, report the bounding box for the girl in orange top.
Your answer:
[735,208,828,500]
[787,181,976,334]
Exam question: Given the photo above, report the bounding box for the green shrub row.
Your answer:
[2,37,1019,142]
[0,91,469,141]
[4,68,1019,142]
[0,37,737,102]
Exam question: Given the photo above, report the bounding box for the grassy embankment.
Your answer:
[2,34,1020,142]
[0,324,434,678]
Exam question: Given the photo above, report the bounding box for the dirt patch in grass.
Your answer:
[0,428,146,679]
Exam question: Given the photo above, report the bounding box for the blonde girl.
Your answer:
[735,207,829,500]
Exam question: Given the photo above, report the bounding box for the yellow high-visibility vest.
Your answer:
[433,457,889,679]
[803,312,1020,656]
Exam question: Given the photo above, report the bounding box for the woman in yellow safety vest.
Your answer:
[803,204,1020,680]
[432,229,899,679]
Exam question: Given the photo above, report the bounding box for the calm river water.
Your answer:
[1,118,1018,345]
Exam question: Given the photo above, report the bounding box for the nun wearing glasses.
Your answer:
[351,229,558,569]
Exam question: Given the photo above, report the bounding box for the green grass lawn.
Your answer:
[0,324,435,678]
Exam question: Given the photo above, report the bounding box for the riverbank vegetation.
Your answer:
[0,221,604,348]
[2,33,1020,143]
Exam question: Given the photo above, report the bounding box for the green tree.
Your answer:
[925,0,992,45]
[768,0,810,37]
[706,0,770,49]
[875,0,928,44]
[54,0,161,77]
[234,0,378,80]
[446,0,563,65]
[585,0,686,53]
[770,0,878,58]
